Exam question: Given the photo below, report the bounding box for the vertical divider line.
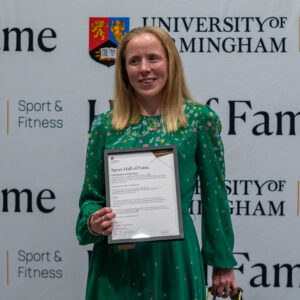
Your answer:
[297,181,300,217]
[6,100,9,135]
[6,250,9,285]
[299,18,300,52]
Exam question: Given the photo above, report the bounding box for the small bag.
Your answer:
[206,287,243,300]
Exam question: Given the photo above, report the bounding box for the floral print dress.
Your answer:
[76,101,237,300]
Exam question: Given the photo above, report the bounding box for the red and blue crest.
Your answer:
[89,17,130,67]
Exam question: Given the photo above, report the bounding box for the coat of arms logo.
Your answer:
[89,17,130,67]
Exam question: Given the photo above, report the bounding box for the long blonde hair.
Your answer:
[112,26,193,132]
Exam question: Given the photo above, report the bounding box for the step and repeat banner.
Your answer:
[1,0,299,299]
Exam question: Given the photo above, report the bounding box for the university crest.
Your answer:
[89,17,130,67]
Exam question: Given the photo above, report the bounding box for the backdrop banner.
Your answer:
[1,1,299,299]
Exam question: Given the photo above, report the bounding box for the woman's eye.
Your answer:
[129,58,139,65]
[149,56,159,62]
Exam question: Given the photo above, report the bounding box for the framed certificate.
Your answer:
[104,145,184,245]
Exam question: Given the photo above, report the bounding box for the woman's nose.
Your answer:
[140,59,151,74]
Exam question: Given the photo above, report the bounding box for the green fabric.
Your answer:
[76,101,237,300]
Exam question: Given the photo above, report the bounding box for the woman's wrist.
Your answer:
[87,215,101,236]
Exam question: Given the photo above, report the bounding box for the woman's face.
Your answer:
[125,33,168,103]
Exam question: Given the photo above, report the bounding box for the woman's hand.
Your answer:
[211,267,238,298]
[89,207,116,235]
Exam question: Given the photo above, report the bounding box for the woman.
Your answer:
[76,26,238,299]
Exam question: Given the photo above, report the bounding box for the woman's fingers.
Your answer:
[215,281,228,298]
[212,268,238,298]
[222,284,231,298]
[101,219,114,231]
[102,225,113,235]
[90,207,116,235]
[230,280,238,297]
[104,211,116,221]
[93,207,113,218]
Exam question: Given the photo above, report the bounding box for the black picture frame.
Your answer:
[104,145,184,245]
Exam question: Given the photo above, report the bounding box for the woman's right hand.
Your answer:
[89,207,116,235]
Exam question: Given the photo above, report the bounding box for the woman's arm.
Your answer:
[196,106,238,296]
[76,113,110,245]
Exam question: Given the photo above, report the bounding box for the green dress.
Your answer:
[76,101,237,300]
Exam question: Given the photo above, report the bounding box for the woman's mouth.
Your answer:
[139,78,155,84]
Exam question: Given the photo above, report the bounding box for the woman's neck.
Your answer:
[136,97,161,116]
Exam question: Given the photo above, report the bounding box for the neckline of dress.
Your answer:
[141,114,161,118]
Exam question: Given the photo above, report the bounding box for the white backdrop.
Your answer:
[1,1,300,299]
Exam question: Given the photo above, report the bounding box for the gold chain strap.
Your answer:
[207,287,243,300]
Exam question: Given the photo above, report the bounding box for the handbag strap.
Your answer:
[207,287,243,300]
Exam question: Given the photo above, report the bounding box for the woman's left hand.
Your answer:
[211,267,238,298]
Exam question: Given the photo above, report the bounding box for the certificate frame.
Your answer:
[104,145,184,245]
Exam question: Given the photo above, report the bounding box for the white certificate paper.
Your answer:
[104,146,183,244]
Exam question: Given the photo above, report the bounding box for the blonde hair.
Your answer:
[112,26,193,132]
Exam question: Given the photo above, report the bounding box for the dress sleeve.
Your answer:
[76,114,107,245]
[196,107,237,269]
